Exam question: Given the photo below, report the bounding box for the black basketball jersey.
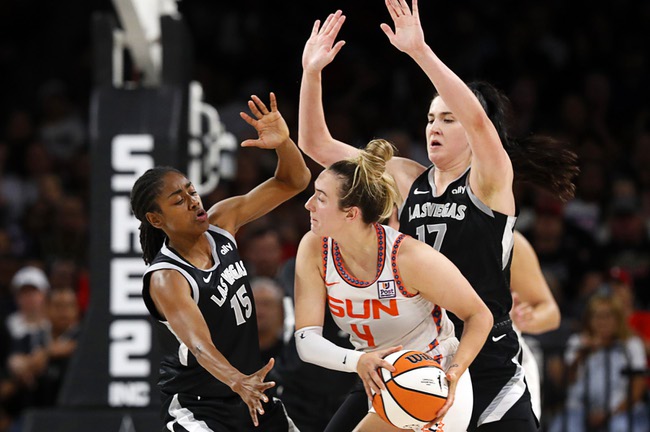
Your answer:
[398,166,517,327]
[142,225,262,398]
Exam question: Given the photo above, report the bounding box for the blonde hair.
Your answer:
[583,293,634,341]
[328,139,402,224]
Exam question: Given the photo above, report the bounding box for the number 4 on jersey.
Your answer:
[351,324,375,347]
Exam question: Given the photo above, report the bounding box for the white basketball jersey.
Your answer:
[323,224,455,360]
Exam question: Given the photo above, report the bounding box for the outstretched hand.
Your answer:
[240,93,290,149]
[357,345,402,399]
[302,10,346,74]
[380,0,426,55]
[230,358,276,427]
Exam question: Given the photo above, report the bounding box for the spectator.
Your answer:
[4,266,51,430]
[602,197,650,307]
[39,195,88,265]
[564,160,606,238]
[526,199,601,305]
[33,286,81,406]
[5,266,50,343]
[0,141,50,226]
[608,267,650,366]
[251,277,285,363]
[242,226,284,279]
[549,293,649,432]
[38,80,86,170]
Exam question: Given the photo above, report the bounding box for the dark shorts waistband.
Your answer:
[456,315,512,335]
[491,316,512,333]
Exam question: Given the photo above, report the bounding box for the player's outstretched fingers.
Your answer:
[247,99,263,119]
[262,357,275,372]
[268,92,278,112]
[250,95,269,116]
[248,404,260,427]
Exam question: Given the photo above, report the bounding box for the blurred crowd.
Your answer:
[1,0,649,431]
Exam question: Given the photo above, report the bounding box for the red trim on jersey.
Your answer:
[432,305,443,333]
[391,233,416,298]
[331,224,386,288]
[321,237,329,280]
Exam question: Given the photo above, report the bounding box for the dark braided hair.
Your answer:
[434,81,579,201]
[130,166,182,264]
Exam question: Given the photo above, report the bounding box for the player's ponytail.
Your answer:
[130,166,181,264]
[439,81,579,201]
[506,135,579,201]
[329,139,401,224]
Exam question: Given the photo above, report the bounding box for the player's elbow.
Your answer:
[297,136,317,158]
[547,302,561,331]
[462,302,493,339]
[297,137,332,168]
[276,163,311,194]
[294,165,311,192]
[474,303,494,335]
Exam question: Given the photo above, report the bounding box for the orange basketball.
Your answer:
[372,350,448,430]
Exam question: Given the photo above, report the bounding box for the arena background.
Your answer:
[0,0,649,431]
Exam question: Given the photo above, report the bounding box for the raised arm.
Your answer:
[148,270,274,426]
[397,236,493,422]
[300,10,427,199]
[510,231,561,334]
[299,11,359,167]
[381,0,514,213]
[209,93,310,234]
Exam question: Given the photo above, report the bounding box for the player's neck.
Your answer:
[333,223,380,281]
[168,233,213,269]
[433,158,470,195]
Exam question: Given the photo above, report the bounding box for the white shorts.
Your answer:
[520,334,541,419]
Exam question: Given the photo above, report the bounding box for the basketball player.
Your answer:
[130,93,309,431]
[294,139,494,431]
[297,2,578,430]
[510,231,561,420]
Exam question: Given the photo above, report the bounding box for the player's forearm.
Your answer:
[295,325,362,373]
[177,319,244,389]
[191,341,245,389]
[454,309,493,372]
[408,45,488,132]
[298,71,334,166]
[521,301,561,334]
[273,137,311,192]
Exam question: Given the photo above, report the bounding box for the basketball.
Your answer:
[372,350,449,430]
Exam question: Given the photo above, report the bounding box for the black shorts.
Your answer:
[466,318,538,430]
[323,379,367,432]
[161,392,298,432]
[278,383,352,432]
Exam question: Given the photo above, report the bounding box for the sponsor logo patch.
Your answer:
[378,280,397,299]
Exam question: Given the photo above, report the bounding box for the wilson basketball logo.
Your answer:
[404,352,434,364]
[372,350,448,430]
